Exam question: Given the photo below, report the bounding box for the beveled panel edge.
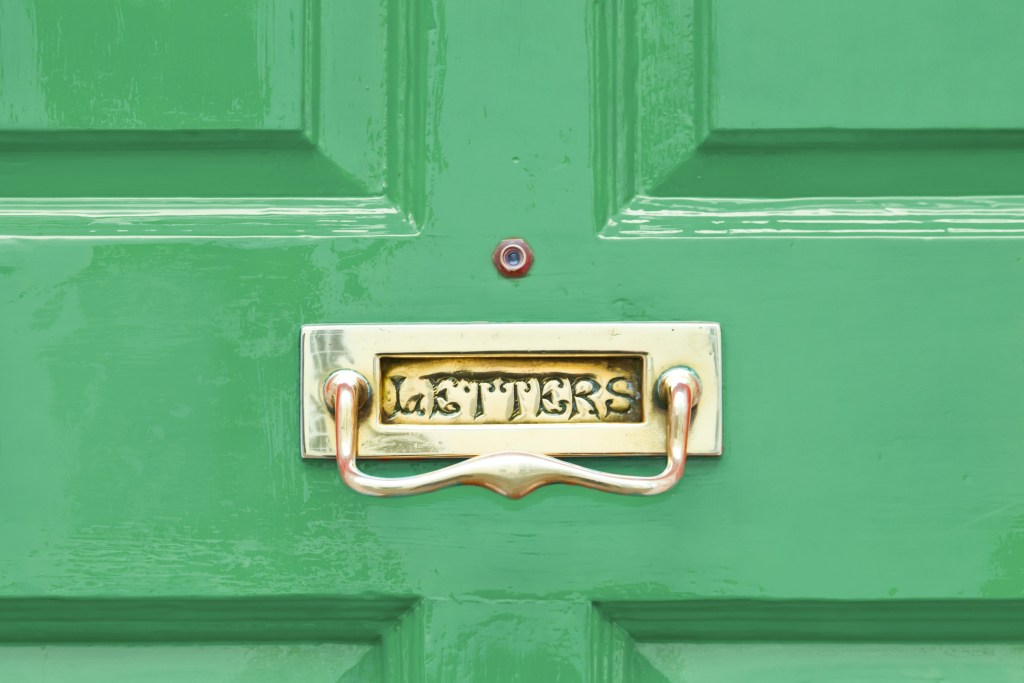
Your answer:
[602,195,1024,239]
[0,197,417,237]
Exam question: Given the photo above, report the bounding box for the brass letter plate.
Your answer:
[300,323,721,459]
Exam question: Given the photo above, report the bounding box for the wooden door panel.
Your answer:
[633,643,1024,683]
[598,0,1024,232]
[1,0,304,132]
[1,0,1022,680]
[712,1,1024,131]
[0,0,425,210]
[594,602,1024,681]
[2,644,370,682]
[0,598,419,682]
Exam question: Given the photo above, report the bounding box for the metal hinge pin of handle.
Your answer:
[324,366,701,499]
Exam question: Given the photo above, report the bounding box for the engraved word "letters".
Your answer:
[379,355,644,425]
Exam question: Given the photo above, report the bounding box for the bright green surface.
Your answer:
[712,0,1024,130]
[0,0,403,199]
[601,0,1024,205]
[1,644,370,682]
[0,0,304,130]
[635,643,1024,683]
[1,0,1023,681]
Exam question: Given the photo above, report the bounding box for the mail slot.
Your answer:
[378,354,645,425]
[300,322,722,461]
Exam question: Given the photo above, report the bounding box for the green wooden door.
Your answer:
[2,0,1023,680]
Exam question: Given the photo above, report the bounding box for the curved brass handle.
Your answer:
[326,367,700,499]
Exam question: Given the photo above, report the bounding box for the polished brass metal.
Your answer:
[300,322,722,459]
[378,354,644,425]
[328,366,700,498]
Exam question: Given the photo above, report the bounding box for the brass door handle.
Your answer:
[325,366,701,499]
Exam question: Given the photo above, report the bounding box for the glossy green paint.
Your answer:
[1,0,1023,680]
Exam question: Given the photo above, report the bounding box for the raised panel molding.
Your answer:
[0,0,433,236]
[591,601,1024,682]
[0,597,424,682]
[592,0,1024,238]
